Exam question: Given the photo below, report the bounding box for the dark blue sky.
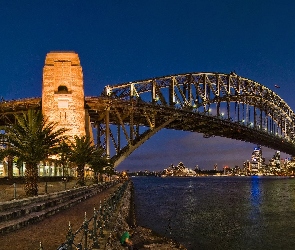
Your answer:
[1,1,295,171]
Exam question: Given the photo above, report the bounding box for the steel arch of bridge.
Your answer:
[96,72,295,166]
[0,72,295,167]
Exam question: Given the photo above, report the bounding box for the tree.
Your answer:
[103,159,115,181]
[0,130,14,178]
[4,109,67,196]
[56,139,72,178]
[88,147,109,183]
[13,156,24,176]
[69,136,95,186]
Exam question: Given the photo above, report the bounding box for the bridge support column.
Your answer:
[105,108,110,157]
[96,122,101,146]
[169,77,175,106]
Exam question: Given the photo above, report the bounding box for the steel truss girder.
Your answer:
[112,117,176,167]
[0,72,295,166]
[91,100,178,167]
[0,98,41,126]
[103,72,295,142]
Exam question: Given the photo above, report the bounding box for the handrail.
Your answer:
[39,180,129,250]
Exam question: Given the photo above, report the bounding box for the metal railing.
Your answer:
[0,182,20,201]
[0,179,95,202]
[39,180,129,250]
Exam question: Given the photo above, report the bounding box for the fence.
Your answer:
[0,178,97,202]
[39,180,129,250]
[0,183,18,200]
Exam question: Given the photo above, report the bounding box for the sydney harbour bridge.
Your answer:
[0,70,295,167]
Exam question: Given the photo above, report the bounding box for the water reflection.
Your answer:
[133,176,295,250]
[250,176,261,220]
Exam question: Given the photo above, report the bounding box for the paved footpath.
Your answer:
[0,185,119,250]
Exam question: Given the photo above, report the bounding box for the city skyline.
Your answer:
[0,1,294,171]
[119,130,289,172]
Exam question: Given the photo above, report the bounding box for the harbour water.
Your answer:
[132,176,295,250]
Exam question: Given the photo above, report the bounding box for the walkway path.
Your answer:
[0,185,119,250]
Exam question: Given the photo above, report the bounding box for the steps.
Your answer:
[0,184,104,234]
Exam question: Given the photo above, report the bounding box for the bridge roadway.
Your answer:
[0,72,295,163]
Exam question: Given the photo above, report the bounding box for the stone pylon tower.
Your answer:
[42,51,91,141]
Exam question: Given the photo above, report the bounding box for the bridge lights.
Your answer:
[105,85,111,96]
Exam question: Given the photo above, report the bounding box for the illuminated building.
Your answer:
[250,145,264,175]
[268,151,282,173]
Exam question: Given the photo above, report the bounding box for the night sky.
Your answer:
[1,1,295,171]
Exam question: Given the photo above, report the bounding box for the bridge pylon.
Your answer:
[42,51,93,142]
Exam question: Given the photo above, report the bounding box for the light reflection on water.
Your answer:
[132,176,295,250]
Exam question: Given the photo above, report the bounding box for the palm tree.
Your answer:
[0,130,13,178]
[56,139,72,179]
[103,159,115,181]
[88,147,109,183]
[69,136,95,186]
[13,156,24,176]
[4,109,67,196]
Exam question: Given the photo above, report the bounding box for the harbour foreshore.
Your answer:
[106,180,187,250]
[0,179,186,249]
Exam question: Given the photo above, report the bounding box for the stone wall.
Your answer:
[42,51,88,142]
[104,181,186,250]
[104,181,135,249]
